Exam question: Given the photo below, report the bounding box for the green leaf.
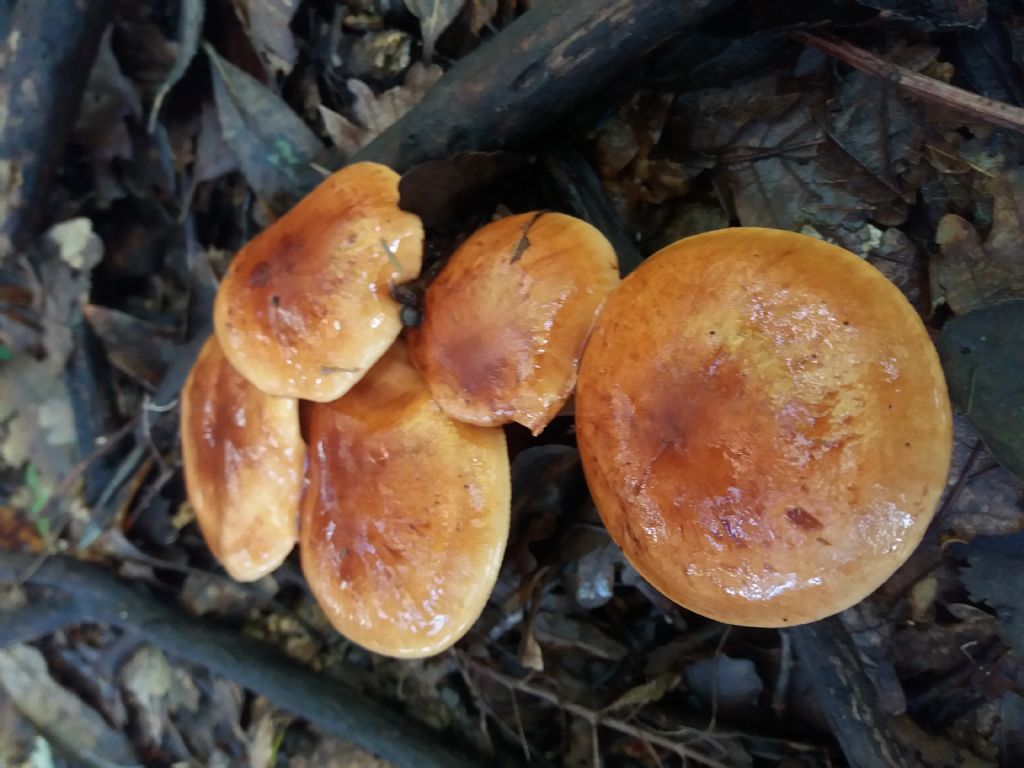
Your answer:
[206,43,326,213]
[937,300,1024,481]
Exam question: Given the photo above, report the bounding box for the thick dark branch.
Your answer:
[354,0,735,172]
[0,0,111,257]
[0,594,84,647]
[0,552,485,768]
[790,618,919,768]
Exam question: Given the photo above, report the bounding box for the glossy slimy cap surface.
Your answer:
[576,227,952,627]
[301,342,511,658]
[410,212,619,434]
[180,337,303,581]
[214,162,423,402]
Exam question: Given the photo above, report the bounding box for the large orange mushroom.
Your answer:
[409,211,619,434]
[214,162,423,402]
[180,336,304,581]
[576,227,952,627]
[301,341,510,658]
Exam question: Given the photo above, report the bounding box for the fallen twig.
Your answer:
[0,552,487,768]
[468,660,733,768]
[792,32,1024,134]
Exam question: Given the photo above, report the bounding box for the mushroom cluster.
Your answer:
[183,163,953,653]
[181,162,620,658]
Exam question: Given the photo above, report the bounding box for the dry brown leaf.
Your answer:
[233,0,300,75]
[934,167,1024,315]
[604,672,682,714]
[404,0,466,60]
[319,63,443,156]
[287,735,391,768]
[74,27,141,161]
[37,218,104,373]
[120,646,173,751]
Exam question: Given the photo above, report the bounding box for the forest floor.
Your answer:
[1,1,1024,767]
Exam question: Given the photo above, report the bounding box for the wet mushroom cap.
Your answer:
[409,211,620,434]
[300,341,511,658]
[180,336,304,582]
[214,162,423,402]
[576,227,952,627]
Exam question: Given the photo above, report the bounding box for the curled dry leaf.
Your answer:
[576,228,952,627]
[214,162,423,402]
[301,342,510,659]
[409,212,620,434]
[934,168,1024,315]
[319,63,444,158]
[232,0,300,76]
[180,336,303,581]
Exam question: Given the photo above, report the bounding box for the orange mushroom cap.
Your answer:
[409,212,619,434]
[214,162,423,402]
[300,341,511,658]
[576,227,952,627]
[180,336,304,581]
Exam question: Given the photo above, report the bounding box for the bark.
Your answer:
[790,618,920,768]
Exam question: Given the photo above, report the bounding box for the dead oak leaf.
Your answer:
[677,65,926,251]
[934,167,1024,315]
[404,0,466,61]
[232,0,300,76]
[319,63,443,157]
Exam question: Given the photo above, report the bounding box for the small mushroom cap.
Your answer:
[409,212,620,434]
[214,162,423,402]
[576,227,952,627]
[180,336,303,581]
[300,341,511,658]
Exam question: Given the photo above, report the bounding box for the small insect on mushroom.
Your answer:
[301,341,511,658]
[409,211,620,435]
[575,227,952,627]
[214,162,424,402]
[180,336,304,582]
